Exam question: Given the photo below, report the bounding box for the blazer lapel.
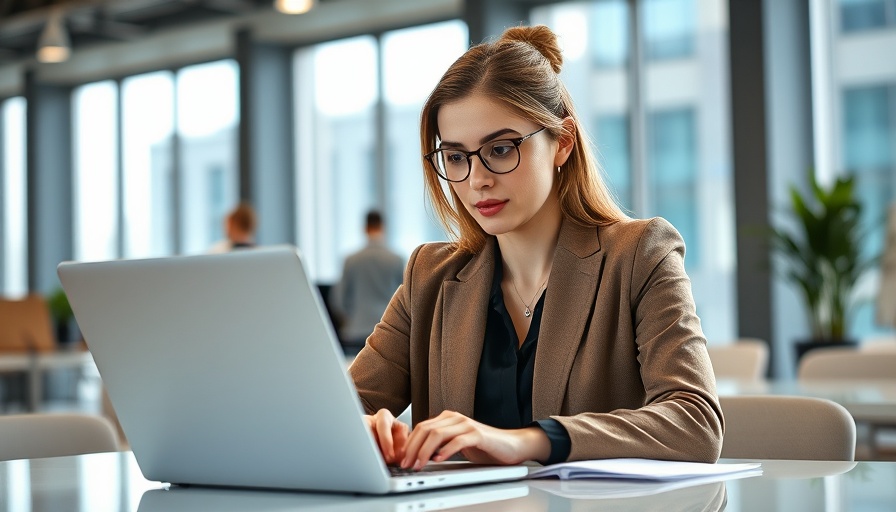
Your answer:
[533,219,604,420]
[440,239,496,418]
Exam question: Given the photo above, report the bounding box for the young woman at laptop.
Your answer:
[348,25,723,471]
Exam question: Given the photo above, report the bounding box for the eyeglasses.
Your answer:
[424,127,547,183]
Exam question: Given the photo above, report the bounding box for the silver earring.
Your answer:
[557,166,561,173]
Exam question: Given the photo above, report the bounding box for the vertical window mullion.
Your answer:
[172,68,182,255]
[375,32,388,212]
[629,0,649,217]
[116,79,125,259]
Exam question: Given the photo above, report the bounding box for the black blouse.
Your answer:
[472,247,572,465]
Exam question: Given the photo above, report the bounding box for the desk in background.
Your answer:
[0,349,97,412]
[0,451,893,511]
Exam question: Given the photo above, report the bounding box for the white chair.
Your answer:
[707,339,769,380]
[859,336,896,353]
[798,348,896,380]
[720,395,856,461]
[0,413,120,462]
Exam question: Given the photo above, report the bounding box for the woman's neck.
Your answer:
[497,198,563,288]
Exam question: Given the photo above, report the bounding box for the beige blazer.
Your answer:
[349,217,724,463]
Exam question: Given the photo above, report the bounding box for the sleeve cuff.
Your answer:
[532,418,571,465]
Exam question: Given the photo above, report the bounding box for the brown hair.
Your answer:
[228,202,257,233]
[420,25,627,253]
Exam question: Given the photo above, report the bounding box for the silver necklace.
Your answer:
[509,275,548,318]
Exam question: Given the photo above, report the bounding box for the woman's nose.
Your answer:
[467,156,493,190]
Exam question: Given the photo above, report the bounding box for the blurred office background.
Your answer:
[0,0,894,380]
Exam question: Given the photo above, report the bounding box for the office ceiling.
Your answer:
[0,0,280,64]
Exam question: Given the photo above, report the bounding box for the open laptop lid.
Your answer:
[58,247,397,493]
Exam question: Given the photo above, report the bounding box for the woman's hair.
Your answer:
[420,25,628,253]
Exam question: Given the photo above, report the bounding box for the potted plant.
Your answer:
[47,287,75,345]
[769,172,876,361]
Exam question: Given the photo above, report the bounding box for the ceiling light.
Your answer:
[37,9,71,63]
[274,0,315,15]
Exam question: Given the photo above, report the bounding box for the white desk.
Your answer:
[0,350,97,412]
[1,452,893,511]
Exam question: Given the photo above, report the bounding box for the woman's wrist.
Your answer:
[516,426,552,463]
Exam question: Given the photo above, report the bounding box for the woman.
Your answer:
[349,25,723,469]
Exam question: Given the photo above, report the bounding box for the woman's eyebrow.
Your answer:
[438,128,521,149]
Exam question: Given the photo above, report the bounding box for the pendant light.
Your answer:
[37,9,71,63]
[274,0,315,15]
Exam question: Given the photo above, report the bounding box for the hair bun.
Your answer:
[500,25,563,73]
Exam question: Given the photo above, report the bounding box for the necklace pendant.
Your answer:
[524,307,531,318]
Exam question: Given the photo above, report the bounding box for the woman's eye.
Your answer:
[445,152,467,165]
[489,143,514,158]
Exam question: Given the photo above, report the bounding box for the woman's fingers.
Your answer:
[400,411,472,469]
[391,420,409,463]
[365,409,409,464]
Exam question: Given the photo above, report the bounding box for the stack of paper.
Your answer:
[528,458,761,481]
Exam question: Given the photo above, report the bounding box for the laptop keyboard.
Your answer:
[389,466,436,476]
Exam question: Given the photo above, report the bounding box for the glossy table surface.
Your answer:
[1,452,893,511]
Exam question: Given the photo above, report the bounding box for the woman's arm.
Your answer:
[553,218,724,463]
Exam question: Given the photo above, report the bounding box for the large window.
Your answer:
[1,97,27,297]
[294,22,467,282]
[72,59,239,262]
[533,0,736,343]
[839,0,896,32]
[122,71,175,259]
[643,0,696,60]
[73,82,118,262]
[295,36,379,282]
[814,1,896,339]
[177,61,240,255]
[383,21,468,257]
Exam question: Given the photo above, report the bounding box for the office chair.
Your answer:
[720,395,856,461]
[0,413,120,462]
[707,339,769,380]
[798,348,896,379]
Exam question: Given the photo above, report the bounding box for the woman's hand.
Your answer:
[364,409,410,465]
[400,410,551,470]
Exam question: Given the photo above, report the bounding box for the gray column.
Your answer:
[236,29,296,245]
[729,0,774,374]
[463,0,530,45]
[25,70,73,295]
[764,0,815,378]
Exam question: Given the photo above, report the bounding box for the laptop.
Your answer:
[57,246,529,494]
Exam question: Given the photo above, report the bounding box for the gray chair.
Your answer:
[707,339,769,380]
[720,395,856,461]
[0,413,120,462]
[798,348,896,379]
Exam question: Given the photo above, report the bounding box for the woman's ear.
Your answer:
[554,116,576,167]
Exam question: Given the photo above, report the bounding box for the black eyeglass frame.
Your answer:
[424,127,547,183]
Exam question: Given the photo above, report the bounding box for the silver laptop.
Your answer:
[57,247,528,494]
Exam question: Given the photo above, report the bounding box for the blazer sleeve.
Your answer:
[347,246,420,417]
[553,218,724,463]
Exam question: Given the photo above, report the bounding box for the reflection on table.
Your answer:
[1,451,894,511]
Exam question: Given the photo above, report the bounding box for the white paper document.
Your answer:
[527,458,762,481]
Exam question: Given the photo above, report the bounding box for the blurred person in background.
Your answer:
[330,210,405,353]
[208,202,257,253]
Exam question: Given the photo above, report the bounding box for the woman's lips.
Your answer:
[475,200,508,217]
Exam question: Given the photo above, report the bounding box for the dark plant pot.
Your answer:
[794,338,858,365]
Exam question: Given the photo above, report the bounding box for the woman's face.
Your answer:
[436,93,571,238]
